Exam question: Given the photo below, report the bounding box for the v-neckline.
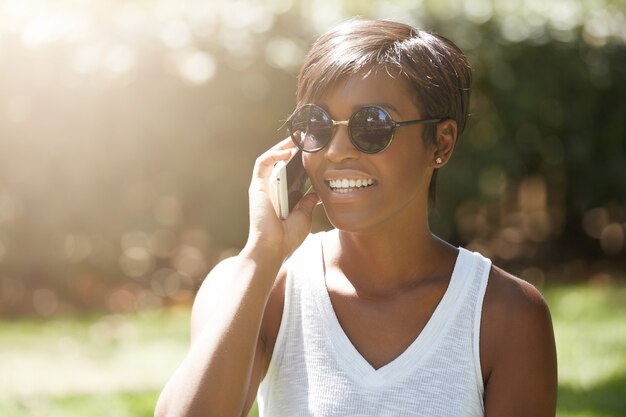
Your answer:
[310,232,475,387]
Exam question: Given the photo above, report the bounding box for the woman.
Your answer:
[156,19,557,417]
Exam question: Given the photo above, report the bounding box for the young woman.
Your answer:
[156,19,557,417]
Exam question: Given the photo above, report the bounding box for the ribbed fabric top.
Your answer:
[258,232,492,416]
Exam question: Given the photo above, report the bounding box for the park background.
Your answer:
[0,0,624,416]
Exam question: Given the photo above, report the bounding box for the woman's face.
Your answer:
[303,69,437,233]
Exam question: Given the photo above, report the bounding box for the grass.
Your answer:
[547,283,626,417]
[0,391,158,417]
[0,283,624,417]
[0,308,190,417]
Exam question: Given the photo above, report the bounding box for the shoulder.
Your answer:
[483,265,552,328]
[481,265,554,363]
[480,264,558,416]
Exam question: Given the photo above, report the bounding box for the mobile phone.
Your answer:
[270,150,312,219]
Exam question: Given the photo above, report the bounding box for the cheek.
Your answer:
[302,153,322,188]
[302,153,314,175]
[378,150,431,195]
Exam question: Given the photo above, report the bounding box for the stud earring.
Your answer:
[435,157,443,164]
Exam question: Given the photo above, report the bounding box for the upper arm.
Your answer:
[186,256,287,416]
[240,265,287,416]
[187,257,287,417]
[189,257,286,347]
[481,267,558,417]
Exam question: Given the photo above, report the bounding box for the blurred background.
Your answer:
[0,0,624,416]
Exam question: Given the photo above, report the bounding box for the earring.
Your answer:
[435,157,443,164]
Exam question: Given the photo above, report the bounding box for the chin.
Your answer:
[322,205,379,234]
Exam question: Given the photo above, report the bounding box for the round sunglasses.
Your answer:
[287,104,443,154]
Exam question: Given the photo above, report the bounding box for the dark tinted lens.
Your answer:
[350,106,394,153]
[288,105,332,152]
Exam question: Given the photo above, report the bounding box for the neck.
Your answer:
[326,215,457,295]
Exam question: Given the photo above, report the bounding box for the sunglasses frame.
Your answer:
[288,104,443,154]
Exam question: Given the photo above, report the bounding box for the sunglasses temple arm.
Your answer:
[395,118,443,127]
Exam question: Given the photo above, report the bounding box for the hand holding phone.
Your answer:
[269,149,312,220]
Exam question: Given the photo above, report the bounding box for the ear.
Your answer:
[431,119,457,168]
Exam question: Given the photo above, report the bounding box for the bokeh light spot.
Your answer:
[119,247,154,279]
[600,223,625,255]
[479,165,508,198]
[150,268,182,297]
[160,19,192,49]
[464,0,494,24]
[501,15,531,43]
[171,245,207,278]
[265,37,304,71]
[518,177,547,212]
[150,229,178,259]
[177,49,216,84]
[107,288,137,313]
[121,231,151,251]
[582,208,609,239]
[105,44,135,73]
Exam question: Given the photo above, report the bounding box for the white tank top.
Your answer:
[258,232,491,416]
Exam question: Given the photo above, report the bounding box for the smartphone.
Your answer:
[270,150,312,219]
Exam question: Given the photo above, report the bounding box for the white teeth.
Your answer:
[329,178,375,191]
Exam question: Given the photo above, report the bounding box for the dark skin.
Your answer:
[255,70,557,415]
[251,243,558,417]
[155,69,557,417]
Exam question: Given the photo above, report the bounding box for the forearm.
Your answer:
[155,247,283,417]
[156,138,318,417]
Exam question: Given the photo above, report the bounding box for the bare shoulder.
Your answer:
[484,265,552,325]
[189,256,287,352]
[481,265,554,364]
[481,265,558,416]
[190,256,241,342]
[188,256,288,416]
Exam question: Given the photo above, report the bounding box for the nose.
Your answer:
[324,124,360,163]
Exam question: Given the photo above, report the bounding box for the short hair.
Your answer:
[295,19,472,205]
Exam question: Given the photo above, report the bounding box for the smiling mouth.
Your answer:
[327,178,376,193]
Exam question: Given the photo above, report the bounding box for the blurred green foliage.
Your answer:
[0,0,625,316]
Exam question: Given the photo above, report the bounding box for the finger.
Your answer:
[263,137,295,155]
[273,136,296,150]
[253,139,298,178]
